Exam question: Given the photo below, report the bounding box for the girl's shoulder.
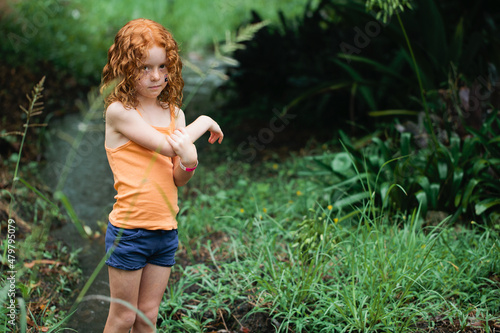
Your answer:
[174,107,186,128]
[174,106,184,118]
[107,101,128,112]
[106,101,137,123]
[159,102,184,127]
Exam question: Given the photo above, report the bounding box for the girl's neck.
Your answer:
[137,96,160,111]
[136,97,171,127]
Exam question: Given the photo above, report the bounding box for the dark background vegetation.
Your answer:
[216,0,500,142]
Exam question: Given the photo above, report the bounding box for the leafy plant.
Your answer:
[305,104,500,224]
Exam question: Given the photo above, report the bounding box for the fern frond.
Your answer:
[183,58,206,77]
[217,20,270,59]
[236,20,270,43]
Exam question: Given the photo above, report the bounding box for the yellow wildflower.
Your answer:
[334,218,339,224]
[327,205,333,210]
[296,190,302,196]
[240,208,245,213]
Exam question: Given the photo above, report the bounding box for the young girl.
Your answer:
[100,18,223,332]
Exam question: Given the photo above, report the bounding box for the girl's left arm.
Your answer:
[172,155,196,187]
[170,110,197,187]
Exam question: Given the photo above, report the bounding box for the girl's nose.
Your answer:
[151,68,160,81]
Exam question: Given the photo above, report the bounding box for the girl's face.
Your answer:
[135,45,169,101]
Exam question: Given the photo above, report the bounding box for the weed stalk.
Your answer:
[7,77,46,218]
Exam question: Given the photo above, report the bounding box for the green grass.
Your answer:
[157,147,500,332]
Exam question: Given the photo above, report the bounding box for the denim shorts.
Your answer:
[105,222,178,271]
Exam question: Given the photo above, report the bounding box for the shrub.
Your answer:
[216,0,500,143]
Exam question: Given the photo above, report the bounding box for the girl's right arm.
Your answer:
[105,102,177,156]
[106,103,223,157]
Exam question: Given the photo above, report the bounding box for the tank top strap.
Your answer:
[135,107,176,131]
[168,108,176,132]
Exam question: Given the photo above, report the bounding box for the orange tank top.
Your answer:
[105,112,178,230]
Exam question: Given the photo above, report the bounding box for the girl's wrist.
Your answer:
[199,115,212,127]
[179,160,198,172]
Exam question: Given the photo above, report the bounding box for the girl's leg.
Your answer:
[131,263,172,333]
[104,266,143,333]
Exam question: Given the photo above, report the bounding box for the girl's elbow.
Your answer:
[174,179,187,187]
[161,147,177,157]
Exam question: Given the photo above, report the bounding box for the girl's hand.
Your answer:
[166,128,198,166]
[207,119,224,144]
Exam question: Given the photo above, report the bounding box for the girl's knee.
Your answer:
[136,306,159,327]
[110,307,138,329]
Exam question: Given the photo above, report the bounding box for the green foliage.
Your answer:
[305,107,500,224]
[217,0,376,137]
[0,77,82,332]
[0,0,314,85]
[217,0,500,142]
[159,262,248,332]
[366,0,414,23]
[155,153,500,332]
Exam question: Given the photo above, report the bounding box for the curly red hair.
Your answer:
[101,18,183,118]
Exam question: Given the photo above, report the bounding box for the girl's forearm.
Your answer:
[184,115,212,143]
[158,117,208,157]
[158,138,176,157]
[172,157,195,187]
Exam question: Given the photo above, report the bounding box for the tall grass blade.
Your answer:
[54,191,88,238]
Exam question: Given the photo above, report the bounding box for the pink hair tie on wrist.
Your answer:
[179,160,198,172]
